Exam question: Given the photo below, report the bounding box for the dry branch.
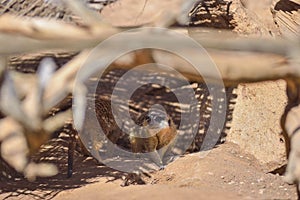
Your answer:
[43,50,91,112]
[0,14,298,86]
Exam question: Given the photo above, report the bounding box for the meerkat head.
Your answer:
[131,105,173,138]
[143,108,171,132]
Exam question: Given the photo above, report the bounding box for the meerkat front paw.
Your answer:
[121,171,151,187]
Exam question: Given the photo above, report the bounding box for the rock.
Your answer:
[271,0,300,39]
[227,80,287,172]
[100,0,186,27]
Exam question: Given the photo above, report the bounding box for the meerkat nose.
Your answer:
[159,120,169,128]
[159,165,166,170]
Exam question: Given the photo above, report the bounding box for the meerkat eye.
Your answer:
[155,116,164,122]
[168,119,171,126]
[145,115,151,123]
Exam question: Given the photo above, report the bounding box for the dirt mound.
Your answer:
[1,143,296,199]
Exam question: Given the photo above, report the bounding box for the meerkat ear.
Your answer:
[168,118,171,126]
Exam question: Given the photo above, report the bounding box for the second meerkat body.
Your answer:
[129,108,177,168]
[94,98,122,144]
[77,98,123,156]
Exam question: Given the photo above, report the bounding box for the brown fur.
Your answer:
[129,113,177,167]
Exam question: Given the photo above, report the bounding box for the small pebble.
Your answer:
[259,189,265,194]
[228,181,235,185]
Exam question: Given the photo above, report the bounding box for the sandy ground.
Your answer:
[1,142,297,199]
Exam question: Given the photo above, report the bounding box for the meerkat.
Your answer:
[68,97,123,177]
[129,107,177,169]
[94,98,122,144]
[122,108,177,186]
